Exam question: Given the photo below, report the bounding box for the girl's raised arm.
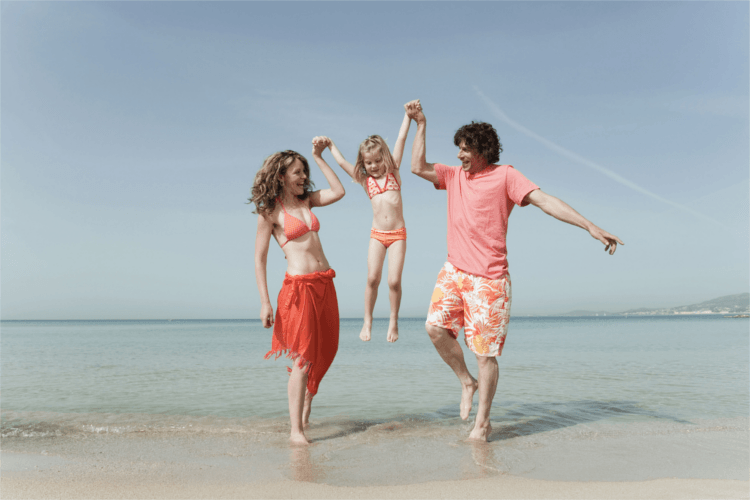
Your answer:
[309,136,346,207]
[391,105,414,170]
[323,137,358,180]
[254,214,275,328]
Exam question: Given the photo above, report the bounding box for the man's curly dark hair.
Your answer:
[453,122,503,165]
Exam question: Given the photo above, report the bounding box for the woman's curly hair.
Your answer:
[248,151,314,216]
[453,122,503,165]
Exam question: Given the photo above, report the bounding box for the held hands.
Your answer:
[404,99,424,123]
[311,136,331,156]
[589,226,624,255]
[261,303,274,328]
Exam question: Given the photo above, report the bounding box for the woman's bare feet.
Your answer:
[289,431,310,445]
[460,378,478,420]
[359,322,372,342]
[387,320,399,342]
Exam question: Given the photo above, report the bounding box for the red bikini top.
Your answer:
[366,173,400,199]
[279,199,319,247]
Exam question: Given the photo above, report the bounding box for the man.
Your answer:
[405,100,623,442]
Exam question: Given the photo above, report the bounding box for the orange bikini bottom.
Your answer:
[370,227,407,248]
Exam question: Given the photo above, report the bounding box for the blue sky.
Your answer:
[2,1,748,320]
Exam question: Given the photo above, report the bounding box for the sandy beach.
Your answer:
[3,462,747,500]
[3,424,748,500]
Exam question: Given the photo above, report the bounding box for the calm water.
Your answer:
[2,316,748,483]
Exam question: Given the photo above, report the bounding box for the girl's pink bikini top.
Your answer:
[366,173,400,200]
[278,198,319,247]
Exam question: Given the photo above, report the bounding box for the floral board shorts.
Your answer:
[425,262,512,357]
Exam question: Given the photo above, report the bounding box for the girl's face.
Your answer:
[281,159,307,197]
[362,149,386,178]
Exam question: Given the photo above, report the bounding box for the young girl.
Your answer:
[250,140,345,445]
[320,104,414,343]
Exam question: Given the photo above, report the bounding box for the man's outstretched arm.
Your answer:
[405,100,439,184]
[524,189,624,255]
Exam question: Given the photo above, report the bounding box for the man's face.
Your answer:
[457,141,487,173]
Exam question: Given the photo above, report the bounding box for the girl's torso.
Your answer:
[365,171,405,231]
[271,198,330,275]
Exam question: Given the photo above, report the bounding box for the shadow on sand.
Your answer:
[309,399,689,443]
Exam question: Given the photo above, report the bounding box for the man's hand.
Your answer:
[404,99,424,123]
[589,226,624,255]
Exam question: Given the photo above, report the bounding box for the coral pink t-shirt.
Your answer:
[434,164,539,280]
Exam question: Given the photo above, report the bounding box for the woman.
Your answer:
[250,138,345,445]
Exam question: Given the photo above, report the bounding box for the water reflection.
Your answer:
[289,444,324,483]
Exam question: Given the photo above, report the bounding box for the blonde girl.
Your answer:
[250,140,345,445]
[319,103,415,343]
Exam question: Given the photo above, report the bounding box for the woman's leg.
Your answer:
[386,239,406,342]
[361,239,387,341]
[288,358,310,444]
[302,389,313,428]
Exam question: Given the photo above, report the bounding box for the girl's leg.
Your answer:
[361,238,387,341]
[288,359,310,444]
[385,239,406,342]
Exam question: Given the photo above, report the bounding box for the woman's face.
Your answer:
[282,159,307,196]
[363,149,386,178]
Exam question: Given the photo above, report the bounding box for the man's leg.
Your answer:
[468,354,498,442]
[425,324,478,420]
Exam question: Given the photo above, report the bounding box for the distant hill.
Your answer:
[560,293,749,316]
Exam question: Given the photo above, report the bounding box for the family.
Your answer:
[251,100,623,445]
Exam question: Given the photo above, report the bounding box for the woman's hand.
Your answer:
[311,136,330,156]
[261,303,274,328]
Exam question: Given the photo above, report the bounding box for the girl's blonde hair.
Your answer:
[248,150,314,216]
[353,135,396,184]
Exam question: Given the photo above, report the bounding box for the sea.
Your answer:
[2,316,748,485]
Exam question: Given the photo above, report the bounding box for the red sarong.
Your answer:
[264,268,339,396]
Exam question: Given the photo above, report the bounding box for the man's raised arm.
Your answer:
[405,100,438,184]
[524,189,624,255]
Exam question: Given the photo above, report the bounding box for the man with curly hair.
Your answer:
[404,100,623,442]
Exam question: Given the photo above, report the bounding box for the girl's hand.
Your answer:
[261,303,274,328]
[311,136,330,156]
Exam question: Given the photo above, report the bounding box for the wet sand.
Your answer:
[2,421,748,500]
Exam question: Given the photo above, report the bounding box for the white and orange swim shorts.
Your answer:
[425,262,512,357]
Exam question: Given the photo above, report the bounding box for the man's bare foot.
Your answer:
[467,422,492,442]
[289,432,310,445]
[387,321,399,343]
[460,378,478,420]
[359,323,372,342]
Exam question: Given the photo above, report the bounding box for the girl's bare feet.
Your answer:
[387,320,399,342]
[460,378,478,420]
[359,322,372,342]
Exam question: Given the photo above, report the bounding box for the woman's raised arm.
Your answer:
[309,137,346,207]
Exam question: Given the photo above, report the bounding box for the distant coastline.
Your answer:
[551,293,750,317]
